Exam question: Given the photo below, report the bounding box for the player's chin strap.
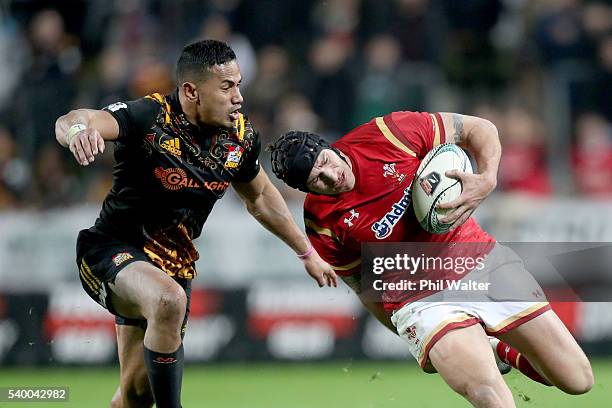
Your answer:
[269,130,347,193]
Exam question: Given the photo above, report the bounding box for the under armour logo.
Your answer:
[503,345,511,364]
[344,209,359,227]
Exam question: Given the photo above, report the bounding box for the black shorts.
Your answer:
[76,227,192,334]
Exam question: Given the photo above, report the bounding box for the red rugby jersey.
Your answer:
[304,111,495,311]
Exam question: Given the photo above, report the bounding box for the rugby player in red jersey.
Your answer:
[55,40,336,408]
[268,111,593,407]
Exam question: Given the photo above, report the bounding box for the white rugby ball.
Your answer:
[412,143,473,234]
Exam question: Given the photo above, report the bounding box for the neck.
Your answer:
[339,150,353,171]
[338,149,356,192]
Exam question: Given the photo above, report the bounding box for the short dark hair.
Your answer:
[176,39,236,84]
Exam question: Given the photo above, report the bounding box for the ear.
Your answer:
[181,82,198,103]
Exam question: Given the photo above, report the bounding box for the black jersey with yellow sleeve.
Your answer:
[92,90,260,279]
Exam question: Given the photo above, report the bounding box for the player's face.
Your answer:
[306,149,355,195]
[196,60,243,128]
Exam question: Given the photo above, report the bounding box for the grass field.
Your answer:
[0,360,610,407]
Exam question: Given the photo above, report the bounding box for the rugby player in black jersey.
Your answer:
[55,40,337,408]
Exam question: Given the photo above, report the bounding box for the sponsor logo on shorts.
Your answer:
[406,325,420,345]
[371,187,412,239]
[419,171,441,196]
[383,163,406,184]
[160,137,182,156]
[224,145,243,169]
[112,252,134,266]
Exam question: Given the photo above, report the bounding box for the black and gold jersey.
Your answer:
[90,89,260,278]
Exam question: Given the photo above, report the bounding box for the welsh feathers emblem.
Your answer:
[383,163,406,184]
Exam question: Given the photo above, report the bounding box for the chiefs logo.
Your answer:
[224,145,244,169]
[154,167,199,190]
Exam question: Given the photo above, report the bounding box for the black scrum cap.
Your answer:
[268,131,344,192]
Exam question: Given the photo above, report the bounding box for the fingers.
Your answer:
[326,269,338,287]
[449,209,474,231]
[97,134,105,154]
[439,204,469,224]
[69,130,104,166]
[437,197,464,210]
[88,131,99,156]
[445,169,465,180]
[80,132,94,163]
[437,171,467,210]
[70,137,89,166]
[308,264,338,288]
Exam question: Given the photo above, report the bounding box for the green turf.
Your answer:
[0,360,610,407]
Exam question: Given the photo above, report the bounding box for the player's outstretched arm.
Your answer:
[233,168,338,288]
[437,113,501,229]
[55,109,119,166]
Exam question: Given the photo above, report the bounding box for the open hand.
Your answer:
[302,252,338,288]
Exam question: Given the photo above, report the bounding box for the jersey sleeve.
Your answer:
[233,116,261,183]
[102,98,159,143]
[303,211,361,277]
[380,111,446,158]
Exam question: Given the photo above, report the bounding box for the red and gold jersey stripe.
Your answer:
[430,113,446,147]
[375,117,417,157]
[304,218,339,241]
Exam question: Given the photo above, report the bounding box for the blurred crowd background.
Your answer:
[1,1,612,374]
[0,0,610,209]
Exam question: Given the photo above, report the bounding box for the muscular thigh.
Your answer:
[109,261,182,320]
[498,310,589,381]
[429,324,501,386]
[76,228,179,320]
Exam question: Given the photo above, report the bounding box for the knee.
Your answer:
[110,393,122,408]
[558,361,594,395]
[464,383,503,407]
[451,375,508,407]
[149,285,186,326]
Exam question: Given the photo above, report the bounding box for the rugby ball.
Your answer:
[412,144,473,234]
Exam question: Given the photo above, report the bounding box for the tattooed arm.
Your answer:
[437,113,501,229]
